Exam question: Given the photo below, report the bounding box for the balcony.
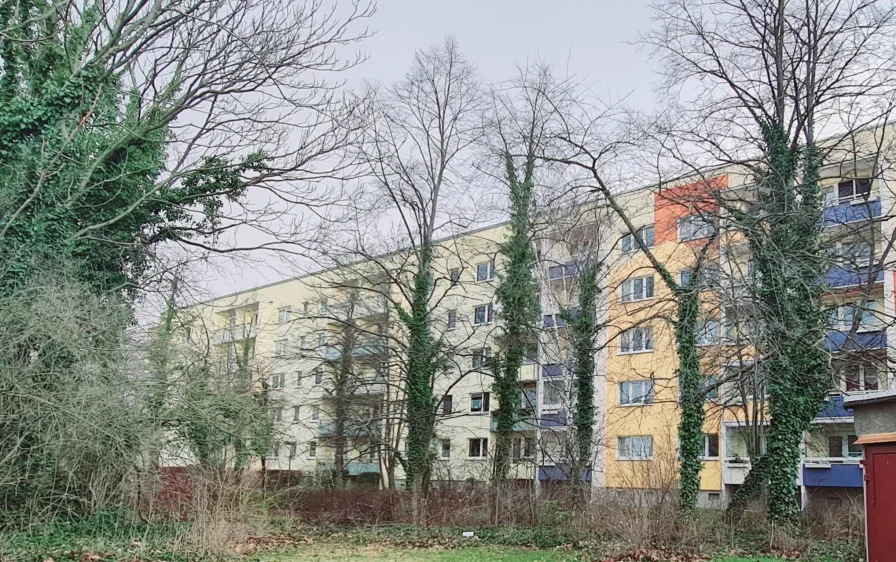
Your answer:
[538,464,592,482]
[824,265,883,290]
[212,324,258,345]
[822,196,881,227]
[540,410,567,428]
[825,329,886,352]
[802,460,863,488]
[815,395,854,420]
[317,420,381,439]
[323,340,388,361]
[346,462,380,476]
[490,411,538,432]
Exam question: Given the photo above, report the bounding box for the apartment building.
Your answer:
[170,130,895,509]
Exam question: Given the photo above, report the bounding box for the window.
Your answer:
[844,363,879,392]
[618,436,653,460]
[440,439,451,459]
[303,301,311,315]
[470,392,491,413]
[696,319,720,346]
[274,340,289,356]
[828,434,863,458]
[543,380,566,406]
[447,310,457,330]
[311,406,320,421]
[450,268,460,285]
[473,347,492,369]
[702,375,720,401]
[619,380,654,405]
[702,434,720,459]
[838,242,872,266]
[833,178,872,204]
[678,213,716,241]
[295,370,303,387]
[473,303,494,325]
[299,336,307,351]
[286,441,297,459]
[468,438,488,459]
[270,373,285,389]
[543,313,567,328]
[308,441,317,458]
[724,306,757,342]
[512,437,536,460]
[271,407,283,422]
[292,405,301,422]
[679,264,719,289]
[621,225,655,252]
[442,395,453,415]
[621,275,654,302]
[319,298,328,314]
[277,307,292,323]
[476,261,494,282]
[522,343,538,364]
[314,369,323,385]
[619,327,654,354]
[831,302,879,331]
[317,333,326,347]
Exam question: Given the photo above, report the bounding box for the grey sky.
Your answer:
[179,1,659,306]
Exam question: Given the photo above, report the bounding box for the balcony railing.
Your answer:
[822,195,881,227]
[323,340,388,361]
[317,420,381,439]
[346,461,380,476]
[212,324,258,345]
[802,460,863,488]
[489,411,538,432]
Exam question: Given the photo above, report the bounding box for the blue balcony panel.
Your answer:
[825,265,884,289]
[540,411,567,428]
[538,464,592,482]
[542,363,563,377]
[825,329,886,352]
[802,463,863,488]
[823,198,881,227]
[815,395,854,420]
[346,462,380,476]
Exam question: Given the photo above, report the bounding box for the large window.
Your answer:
[830,178,872,204]
[619,380,654,405]
[679,264,719,289]
[619,327,654,354]
[512,437,536,460]
[830,302,879,331]
[468,438,488,459]
[621,225,655,252]
[678,214,716,241]
[621,275,655,302]
[844,363,879,392]
[828,434,862,458]
[618,436,654,460]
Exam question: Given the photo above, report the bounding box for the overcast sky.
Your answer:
[174,1,660,308]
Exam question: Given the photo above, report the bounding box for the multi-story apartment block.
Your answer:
[168,129,895,511]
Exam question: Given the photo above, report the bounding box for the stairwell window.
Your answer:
[319,298,328,315]
[473,303,494,325]
[470,392,490,413]
[618,436,653,460]
[314,369,323,385]
[450,268,460,285]
[468,438,488,459]
[619,327,653,354]
[619,380,654,405]
[295,370,303,387]
[442,394,453,415]
[271,407,283,423]
[702,434,720,459]
[286,441,297,459]
[440,439,451,459]
[311,406,320,421]
[308,441,317,458]
[447,310,457,330]
[621,275,654,302]
[292,405,301,422]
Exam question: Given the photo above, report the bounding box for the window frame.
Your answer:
[702,433,720,460]
[619,326,654,354]
[617,435,654,461]
[621,225,655,253]
[440,439,451,459]
[475,261,494,282]
[542,379,567,408]
[470,391,491,414]
[677,213,717,242]
[696,318,720,346]
[473,303,494,325]
[308,441,317,458]
[468,437,489,459]
[618,379,655,406]
[620,275,655,303]
[277,307,292,323]
[447,309,457,330]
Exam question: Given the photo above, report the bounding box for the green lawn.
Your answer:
[259,545,786,561]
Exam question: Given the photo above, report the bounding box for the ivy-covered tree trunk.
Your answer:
[569,263,599,501]
[727,124,829,523]
[400,245,438,496]
[493,153,541,493]
[675,285,704,512]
